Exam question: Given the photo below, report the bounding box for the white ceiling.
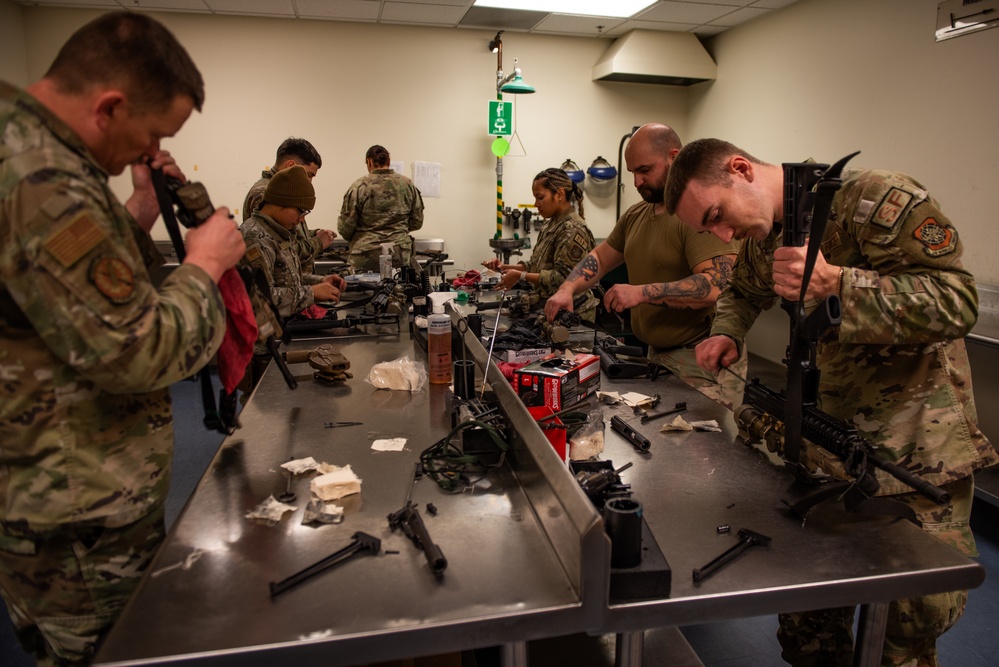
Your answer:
[13,0,801,38]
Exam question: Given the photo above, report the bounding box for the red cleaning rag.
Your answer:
[215,268,258,394]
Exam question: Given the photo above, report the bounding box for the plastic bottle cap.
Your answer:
[428,292,455,314]
[380,242,394,254]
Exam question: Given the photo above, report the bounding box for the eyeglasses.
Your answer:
[295,208,311,217]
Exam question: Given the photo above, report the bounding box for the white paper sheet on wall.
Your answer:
[413,161,441,198]
[390,160,404,174]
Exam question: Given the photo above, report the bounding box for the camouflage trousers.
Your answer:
[776,476,976,667]
[649,343,749,411]
[0,503,166,666]
[348,243,414,273]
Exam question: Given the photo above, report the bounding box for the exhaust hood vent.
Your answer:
[592,30,717,86]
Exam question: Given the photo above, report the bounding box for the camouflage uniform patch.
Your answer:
[913,218,956,257]
[43,212,106,268]
[871,187,914,229]
[89,255,137,303]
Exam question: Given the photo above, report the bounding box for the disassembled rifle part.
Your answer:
[692,528,771,583]
[640,401,687,425]
[610,416,651,453]
[387,463,448,579]
[270,531,381,597]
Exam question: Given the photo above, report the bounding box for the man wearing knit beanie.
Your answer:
[242,137,336,275]
[240,165,347,387]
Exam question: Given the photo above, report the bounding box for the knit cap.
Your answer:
[264,165,316,210]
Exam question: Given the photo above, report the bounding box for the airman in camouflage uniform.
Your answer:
[484,169,599,322]
[665,138,998,667]
[242,138,335,276]
[0,13,245,665]
[338,145,424,272]
[240,167,344,390]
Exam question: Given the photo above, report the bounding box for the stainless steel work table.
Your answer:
[94,314,986,667]
[95,322,610,666]
[592,371,987,666]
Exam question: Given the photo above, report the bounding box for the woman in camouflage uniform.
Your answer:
[483,168,600,321]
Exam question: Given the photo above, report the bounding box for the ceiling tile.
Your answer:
[637,1,738,24]
[296,0,380,21]
[383,0,467,5]
[457,6,546,31]
[668,0,745,6]
[531,14,625,37]
[381,1,467,25]
[709,5,768,26]
[205,0,295,16]
[125,0,212,12]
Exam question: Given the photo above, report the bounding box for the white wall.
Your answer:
[688,0,999,360]
[6,5,690,275]
[0,0,27,86]
[691,0,999,283]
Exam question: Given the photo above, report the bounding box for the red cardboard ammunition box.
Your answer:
[514,354,601,411]
[526,406,567,463]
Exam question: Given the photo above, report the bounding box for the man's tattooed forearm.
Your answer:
[566,254,599,283]
[643,275,711,305]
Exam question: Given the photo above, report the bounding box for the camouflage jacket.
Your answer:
[243,168,324,273]
[240,212,320,320]
[338,169,424,256]
[0,82,226,534]
[712,168,997,494]
[526,209,599,316]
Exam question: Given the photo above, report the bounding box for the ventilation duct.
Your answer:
[592,30,717,86]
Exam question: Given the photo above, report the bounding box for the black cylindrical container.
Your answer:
[604,498,643,568]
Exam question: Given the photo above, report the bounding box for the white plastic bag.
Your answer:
[365,356,428,392]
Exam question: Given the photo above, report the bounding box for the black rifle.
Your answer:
[735,153,949,520]
[151,170,297,432]
[386,463,448,579]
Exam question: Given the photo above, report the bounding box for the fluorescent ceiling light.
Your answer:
[473,0,657,19]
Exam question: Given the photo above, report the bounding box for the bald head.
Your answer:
[630,123,682,155]
[624,123,683,205]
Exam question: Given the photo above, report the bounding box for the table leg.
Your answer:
[854,601,889,667]
[501,641,528,667]
[615,631,645,667]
